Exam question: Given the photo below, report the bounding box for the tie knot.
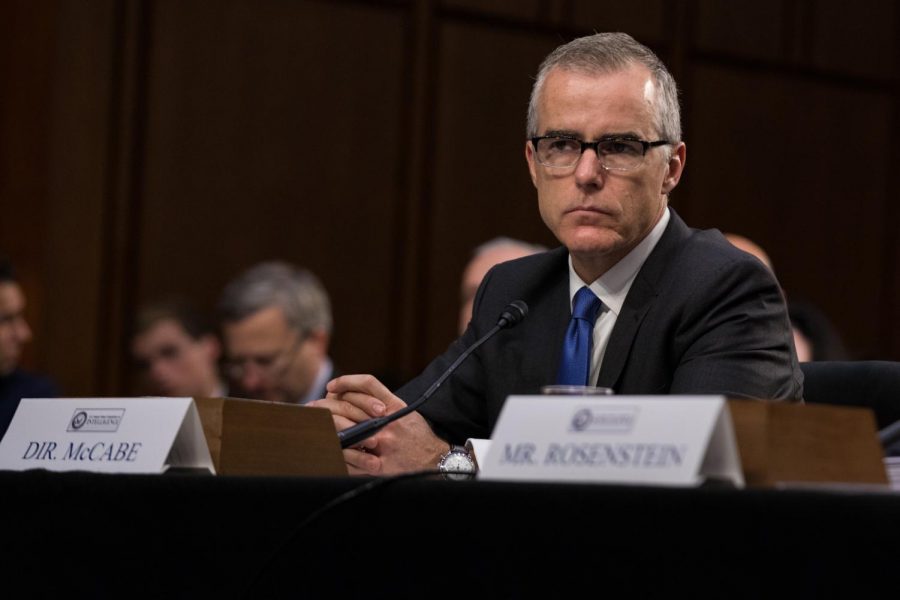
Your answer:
[572,286,602,323]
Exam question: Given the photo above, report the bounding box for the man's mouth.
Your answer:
[565,205,614,218]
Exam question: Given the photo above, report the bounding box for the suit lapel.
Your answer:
[596,275,656,389]
[597,210,692,390]
[534,265,571,387]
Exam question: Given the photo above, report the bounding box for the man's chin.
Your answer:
[563,234,622,258]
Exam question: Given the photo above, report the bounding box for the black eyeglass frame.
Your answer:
[530,135,670,169]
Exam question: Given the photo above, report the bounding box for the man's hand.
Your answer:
[310,374,449,476]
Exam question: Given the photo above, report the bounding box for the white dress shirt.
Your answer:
[298,357,334,405]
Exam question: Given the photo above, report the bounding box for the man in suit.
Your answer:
[0,258,59,439]
[313,32,802,474]
[218,261,335,405]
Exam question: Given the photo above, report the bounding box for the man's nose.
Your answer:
[239,366,266,393]
[573,147,605,187]
[150,360,172,383]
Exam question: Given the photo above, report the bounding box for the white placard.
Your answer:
[478,395,743,487]
[0,397,215,474]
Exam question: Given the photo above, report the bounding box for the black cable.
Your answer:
[337,324,499,448]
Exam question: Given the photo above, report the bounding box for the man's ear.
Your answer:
[525,139,539,188]
[199,334,221,362]
[306,328,330,355]
[661,141,686,195]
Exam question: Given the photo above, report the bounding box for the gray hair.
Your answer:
[217,261,332,334]
[472,237,547,259]
[526,32,681,143]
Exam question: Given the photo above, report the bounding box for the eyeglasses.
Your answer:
[224,334,304,381]
[530,135,669,171]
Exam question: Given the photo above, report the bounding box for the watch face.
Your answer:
[443,453,475,473]
[441,450,475,480]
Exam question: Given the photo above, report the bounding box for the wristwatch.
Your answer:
[438,444,476,480]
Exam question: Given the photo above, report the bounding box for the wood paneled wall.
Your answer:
[3,0,898,396]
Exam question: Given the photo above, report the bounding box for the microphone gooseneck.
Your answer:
[338,300,529,449]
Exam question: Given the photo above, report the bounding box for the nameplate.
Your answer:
[478,395,743,487]
[0,397,215,474]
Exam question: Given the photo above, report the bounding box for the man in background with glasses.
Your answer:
[218,261,334,405]
[315,32,802,475]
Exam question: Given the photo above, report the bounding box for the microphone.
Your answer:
[879,420,900,455]
[338,300,528,449]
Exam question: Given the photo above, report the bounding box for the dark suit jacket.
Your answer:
[0,369,60,440]
[398,210,804,443]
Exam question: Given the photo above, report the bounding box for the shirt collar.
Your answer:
[298,357,333,405]
[567,206,670,316]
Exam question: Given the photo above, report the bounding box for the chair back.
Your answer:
[801,361,900,455]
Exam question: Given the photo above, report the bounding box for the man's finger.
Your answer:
[326,375,405,412]
[330,413,356,433]
[310,397,374,424]
[331,390,402,416]
[331,414,379,452]
[344,448,382,475]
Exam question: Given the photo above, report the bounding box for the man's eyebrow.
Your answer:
[597,131,643,141]
[540,130,645,140]
[541,129,581,138]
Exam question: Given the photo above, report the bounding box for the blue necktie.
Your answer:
[556,286,604,385]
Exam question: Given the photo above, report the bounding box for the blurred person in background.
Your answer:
[788,301,849,362]
[724,233,848,362]
[458,237,547,335]
[0,257,58,438]
[218,261,334,404]
[131,299,227,397]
